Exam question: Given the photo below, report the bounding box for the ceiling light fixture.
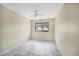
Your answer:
[33,9,44,20]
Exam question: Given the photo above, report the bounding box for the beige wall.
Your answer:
[0,5,31,54]
[31,19,54,40]
[55,3,79,55]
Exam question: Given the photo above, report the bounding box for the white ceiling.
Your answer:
[1,3,64,20]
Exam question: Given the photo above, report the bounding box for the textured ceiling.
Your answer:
[1,3,63,20]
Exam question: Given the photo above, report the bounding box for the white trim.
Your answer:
[0,39,29,56]
[57,46,63,56]
[55,42,63,56]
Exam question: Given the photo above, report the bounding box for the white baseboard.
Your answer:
[55,43,63,56]
[58,47,63,56]
[0,39,29,56]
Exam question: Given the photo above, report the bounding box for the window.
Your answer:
[35,22,49,32]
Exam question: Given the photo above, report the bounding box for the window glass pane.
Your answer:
[35,22,49,32]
